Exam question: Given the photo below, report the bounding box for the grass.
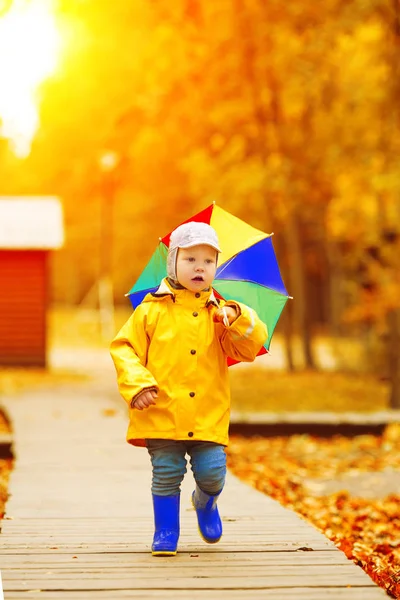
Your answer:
[230,369,390,413]
[0,367,87,398]
[0,365,389,413]
[0,306,390,413]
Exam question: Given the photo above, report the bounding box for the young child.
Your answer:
[110,221,268,556]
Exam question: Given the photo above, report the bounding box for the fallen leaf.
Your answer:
[102,408,116,417]
[227,429,400,598]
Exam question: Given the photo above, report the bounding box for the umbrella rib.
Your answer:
[216,255,238,278]
[127,286,157,297]
[214,278,291,297]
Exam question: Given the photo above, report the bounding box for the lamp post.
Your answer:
[98,151,118,341]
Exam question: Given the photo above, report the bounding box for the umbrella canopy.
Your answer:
[127,203,290,363]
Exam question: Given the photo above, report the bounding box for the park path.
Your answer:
[0,357,388,599]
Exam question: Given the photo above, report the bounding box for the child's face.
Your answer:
[176,244,218,292]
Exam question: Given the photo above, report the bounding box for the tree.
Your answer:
[2,0,399,402]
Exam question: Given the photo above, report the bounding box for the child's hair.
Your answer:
[167,222,221,282]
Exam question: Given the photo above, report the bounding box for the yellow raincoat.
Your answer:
[110,278,268,447]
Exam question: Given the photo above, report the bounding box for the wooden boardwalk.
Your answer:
[0,374,388,599]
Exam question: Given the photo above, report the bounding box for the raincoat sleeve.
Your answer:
[110,305,158,407]
[218,300,268,362]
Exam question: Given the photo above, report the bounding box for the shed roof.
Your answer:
[0,197,64,249]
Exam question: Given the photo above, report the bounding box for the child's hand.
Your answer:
[213,305,238,326]
[133,389,158,410]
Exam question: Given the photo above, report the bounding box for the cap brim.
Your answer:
[178,242,221,252]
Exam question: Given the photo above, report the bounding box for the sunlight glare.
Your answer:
[0,0,60,157]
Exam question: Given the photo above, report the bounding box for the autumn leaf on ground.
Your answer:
[101,408,117,417]
[227,424,400,599]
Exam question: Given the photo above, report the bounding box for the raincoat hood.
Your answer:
[143,278,220,307]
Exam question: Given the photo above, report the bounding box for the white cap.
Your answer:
[169,221,221,253]
[167,222,221,282]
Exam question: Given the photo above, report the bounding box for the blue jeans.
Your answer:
[146,439,227,497]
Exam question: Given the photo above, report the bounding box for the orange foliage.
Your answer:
[227,426,400,598]
[1,0,400,397]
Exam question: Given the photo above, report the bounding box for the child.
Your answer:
[110,221,268,556]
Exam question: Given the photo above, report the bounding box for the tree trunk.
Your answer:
[325,238,344,338]
[387,309,400,408]
[282,302,295,371]
[284,209,317,370]
[232,0,316,369]
[98,170,116,340]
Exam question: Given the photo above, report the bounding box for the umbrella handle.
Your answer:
[222,307,230,327]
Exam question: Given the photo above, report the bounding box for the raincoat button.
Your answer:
[188,432,194,437]
[190,349,196,355]
[193,311,198,317]
[189,392,195,397]
[195,293,200,298]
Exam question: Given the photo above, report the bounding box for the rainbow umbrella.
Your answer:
[127,204,290,364]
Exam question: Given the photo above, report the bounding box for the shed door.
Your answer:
[0,250,47,366]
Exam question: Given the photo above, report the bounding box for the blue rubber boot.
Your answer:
[192,486,222,544]
[151,494,180,556]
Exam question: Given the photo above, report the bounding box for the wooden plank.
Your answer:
[1,516,319,524]
[1,517,326,528]
[2,564,370,577]
[1,589,389,600]
[0,543,333,553]
[0,522,329,532]
[0,551,353,566]
[230,409,400,425]
[1,573,376,591]
[1,536,329,544]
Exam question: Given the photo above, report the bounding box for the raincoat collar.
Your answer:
[148,278,219,307]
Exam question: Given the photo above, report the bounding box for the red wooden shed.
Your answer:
[0,197,64,367]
